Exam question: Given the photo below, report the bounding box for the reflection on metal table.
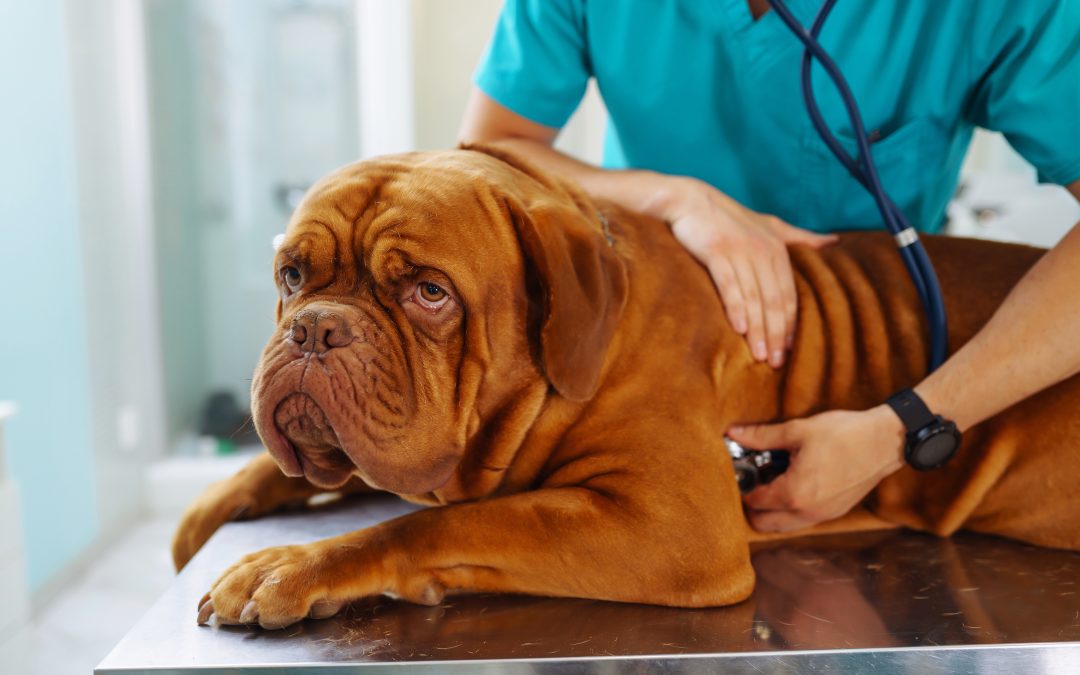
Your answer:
[96,494,1080,674]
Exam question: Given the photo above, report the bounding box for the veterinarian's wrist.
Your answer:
[869,404,907,475]
[640,174,710,222]
[912,381,973,434]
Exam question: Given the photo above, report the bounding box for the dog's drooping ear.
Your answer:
[462,143,629,402]
[510,196,628,401]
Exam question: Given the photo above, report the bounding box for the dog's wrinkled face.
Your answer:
[251,148,627,494]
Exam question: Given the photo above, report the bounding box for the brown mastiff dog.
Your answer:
[173,145,1080,629]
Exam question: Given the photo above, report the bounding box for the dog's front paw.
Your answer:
[197,543,351,630]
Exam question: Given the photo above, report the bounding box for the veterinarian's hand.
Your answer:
[659,177,836,368]
[729,405,905,531]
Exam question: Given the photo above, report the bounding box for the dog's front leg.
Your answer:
[172,452,373,571]
[197,480,753,629]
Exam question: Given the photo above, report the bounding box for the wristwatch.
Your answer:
[885,389,962,471]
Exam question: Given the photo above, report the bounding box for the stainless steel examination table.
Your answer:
[97,495,1080,674]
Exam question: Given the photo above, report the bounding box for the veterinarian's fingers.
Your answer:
[741,474,795,511]
[746,507,818,533]
[752,249,790,368]
[771,219,838,249]
[773,251,799,349]
[731,255,768,362]
[728,420,803,451]
[707,256,748,335]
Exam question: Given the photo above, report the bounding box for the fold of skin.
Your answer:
[770,233,1077,550]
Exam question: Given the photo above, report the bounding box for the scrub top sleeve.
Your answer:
[968,1,1080,186]
[473,0,591,129]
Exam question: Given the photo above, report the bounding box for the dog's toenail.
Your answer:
[309,599,341,619]
[197,601,215,625]
[239,600,259,624]
[419,581,445,606]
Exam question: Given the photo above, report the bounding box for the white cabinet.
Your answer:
[0,402,30,667]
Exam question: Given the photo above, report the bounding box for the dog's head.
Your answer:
[251,146,628,493]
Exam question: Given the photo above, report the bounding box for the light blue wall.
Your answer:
[0,0,100,591]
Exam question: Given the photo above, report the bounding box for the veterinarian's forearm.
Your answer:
[916,218,1080,431]
[459,89,728,222]
[460,137,680,220]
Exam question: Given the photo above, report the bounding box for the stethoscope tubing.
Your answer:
[767,0,949,370]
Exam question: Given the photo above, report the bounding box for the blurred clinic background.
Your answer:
[0,0,1077,673]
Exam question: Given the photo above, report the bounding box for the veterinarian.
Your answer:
[460,0,1080,533]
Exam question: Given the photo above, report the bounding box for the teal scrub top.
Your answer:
[475,0,1080,233]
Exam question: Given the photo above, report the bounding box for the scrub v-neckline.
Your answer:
[724,0,806,74]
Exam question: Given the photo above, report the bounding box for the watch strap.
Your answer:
[885,389,936,433]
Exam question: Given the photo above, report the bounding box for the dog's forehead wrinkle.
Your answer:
[287,220,338,258]
[329,199,354,226]
[277,247,303,268]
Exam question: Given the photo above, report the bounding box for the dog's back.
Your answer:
[610,206,1078,549]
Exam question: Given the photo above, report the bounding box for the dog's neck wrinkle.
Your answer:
[424,379,552,504]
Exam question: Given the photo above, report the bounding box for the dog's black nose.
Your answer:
[290,308,352,354]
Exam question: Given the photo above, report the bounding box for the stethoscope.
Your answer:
[767,0,949,370]
[726,0,950,492]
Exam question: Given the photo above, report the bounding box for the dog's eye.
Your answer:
[419,282,446,302]
[282,266,303,292]
[414,281,449,309]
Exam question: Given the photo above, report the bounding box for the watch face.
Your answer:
[911,424,960,470]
